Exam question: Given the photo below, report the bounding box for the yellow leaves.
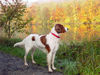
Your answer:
[38,25,43,29]
[47,20,49,23]
[94,15,100,23]
[52,5,66,21]
[95,25,100,32]
[79,24,87,31]
[74,17,77,21]
[50,16,53,20]
[32,25,36,33]
[64,18,70,23]
[64,25,70,29]
[78,25,87,40]
[22,0,100,41]
[25,25,30,30]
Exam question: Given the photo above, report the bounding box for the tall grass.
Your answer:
[0,37,100,75]
[57,40,100,75]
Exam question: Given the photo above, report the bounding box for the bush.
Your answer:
[56,40,100,75]
[57,59,78,75]
[0,37,100,75]
[0,37,21,46]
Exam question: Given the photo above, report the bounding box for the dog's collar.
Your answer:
[51,32,60,38]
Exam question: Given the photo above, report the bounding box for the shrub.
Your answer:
[0,37,21,46]
[57,40,100,75]
[0,37,100,75]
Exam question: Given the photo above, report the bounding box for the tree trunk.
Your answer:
[8,21,11,38]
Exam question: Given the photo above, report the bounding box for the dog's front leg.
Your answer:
[47,52,53,72]
[52,52,56,70]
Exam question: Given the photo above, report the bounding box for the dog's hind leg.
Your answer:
[31,49,36,64]
[24,46,31,66]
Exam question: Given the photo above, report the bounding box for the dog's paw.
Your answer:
[32,61,36,64]
[25,63,28,66]
[48,69,53,72]
[14,44,16,47]
[52,67,56,70]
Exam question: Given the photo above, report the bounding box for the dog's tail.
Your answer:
[14,41,24,47]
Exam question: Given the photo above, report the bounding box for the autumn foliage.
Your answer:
[0,0,100,41]
[23,0,100,42]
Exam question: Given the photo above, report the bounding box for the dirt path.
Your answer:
[0,52,63,75]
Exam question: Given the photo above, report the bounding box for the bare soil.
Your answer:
[0,51,63,75]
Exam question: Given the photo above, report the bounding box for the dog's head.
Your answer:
[55,24,69,34]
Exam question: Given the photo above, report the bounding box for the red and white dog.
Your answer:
[14,24,68,72]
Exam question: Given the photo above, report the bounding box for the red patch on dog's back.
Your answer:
[40,35,50,53]
[32,36,35,41]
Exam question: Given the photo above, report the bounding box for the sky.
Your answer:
[23,0,68,6]
[23,0,38,6]
[0,0,69,7]
[23,0,70,3]
[23,0,38,3]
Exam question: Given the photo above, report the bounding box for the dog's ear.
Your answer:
[55,24,66,33]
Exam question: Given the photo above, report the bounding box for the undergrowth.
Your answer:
[0,37,100,75]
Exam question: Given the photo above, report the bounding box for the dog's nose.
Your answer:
[67,28,69,30]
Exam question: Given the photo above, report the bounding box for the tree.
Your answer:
[52,5,66,22]
[0,0,32,38]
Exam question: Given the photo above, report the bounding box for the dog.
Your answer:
[14,24,68,72]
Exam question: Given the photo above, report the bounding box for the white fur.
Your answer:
[14,25,68,72]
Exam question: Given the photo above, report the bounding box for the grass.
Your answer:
[57,40,100,75]
[0,45,47,66]
[0,37,100,75]
[0,37,47,66]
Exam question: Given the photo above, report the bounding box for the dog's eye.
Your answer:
[57,28,60,30]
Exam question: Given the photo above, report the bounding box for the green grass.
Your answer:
[0,37,100,75]
[57,40,100,75]
[0,37,47,66]
[0,45,47,66]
